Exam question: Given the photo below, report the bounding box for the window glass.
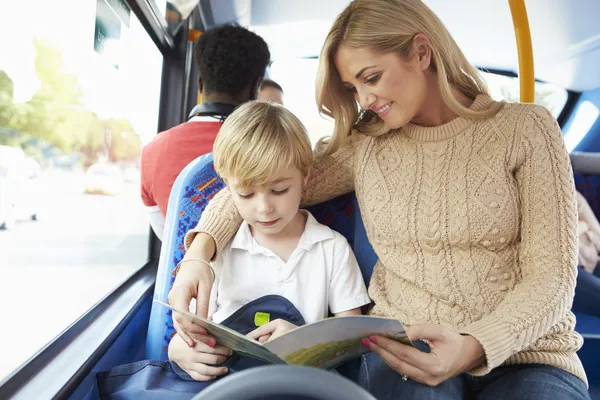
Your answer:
[563,101,600,152]
[0,0,162,380]
[480,71,569,119]
[269,59,334,146]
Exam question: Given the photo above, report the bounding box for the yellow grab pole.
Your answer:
[508,0,535,103]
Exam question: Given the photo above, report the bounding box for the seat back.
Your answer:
[572,152,600,219]
[146,154,224,360]
[145,154,378,360]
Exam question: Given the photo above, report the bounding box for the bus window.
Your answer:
[269,58,335,146]
[480,71,569,118]
[0,0,162,381]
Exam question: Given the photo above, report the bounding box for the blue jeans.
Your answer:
[358,353,590,400]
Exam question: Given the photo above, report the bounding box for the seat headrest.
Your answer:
[570,152,600,175]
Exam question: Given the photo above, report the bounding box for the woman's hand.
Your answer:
[168,233,216,346]
[362,323,485,387]
[247,319,299,343]
[168,333,233,381]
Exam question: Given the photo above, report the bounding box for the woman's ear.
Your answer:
[412,33,432,71]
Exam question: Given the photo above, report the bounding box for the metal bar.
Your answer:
[124,0,176,55]
[508,0,535,103]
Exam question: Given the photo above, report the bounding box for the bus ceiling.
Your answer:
[188,0,600,93]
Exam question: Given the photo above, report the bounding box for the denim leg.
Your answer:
[474,364,590,400]
[573,266,600,317]
[358,353,467,400]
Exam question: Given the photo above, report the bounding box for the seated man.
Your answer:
[257,78,284,105]
[141,25,270,240]
[169,101,371,381]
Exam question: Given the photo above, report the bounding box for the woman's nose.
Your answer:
[358,90,376,111]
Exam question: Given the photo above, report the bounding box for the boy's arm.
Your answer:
[334,308,362,317]
[328,234,372,314]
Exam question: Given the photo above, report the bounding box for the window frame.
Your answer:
[0,0,191,396]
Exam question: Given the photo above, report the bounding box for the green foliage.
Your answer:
[0,37,142,165]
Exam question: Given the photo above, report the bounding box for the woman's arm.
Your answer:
[460,105,579,375]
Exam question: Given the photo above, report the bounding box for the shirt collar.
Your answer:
[230,210,334,256]
[189,116,223,123]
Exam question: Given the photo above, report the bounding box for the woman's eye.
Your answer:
[272,188,289,195]
[365,74,380,84]
[345,85,357,93]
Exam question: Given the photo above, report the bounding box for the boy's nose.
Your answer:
[256,197,274,214]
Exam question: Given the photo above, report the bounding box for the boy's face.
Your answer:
[227,166,308,237]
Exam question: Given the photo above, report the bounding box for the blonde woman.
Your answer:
[169,0,589,398]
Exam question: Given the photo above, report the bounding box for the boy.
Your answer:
[169,101,370,381]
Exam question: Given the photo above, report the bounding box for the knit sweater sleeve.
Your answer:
[184,134,360,255]
[460,105,578,375]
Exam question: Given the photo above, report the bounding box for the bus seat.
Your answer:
[570,152,600,394]
[145,153,377,361]
[305,193,378,287]
[572,152,600,216]
[146,153,225,361]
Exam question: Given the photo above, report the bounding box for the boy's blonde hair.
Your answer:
[316,0,502,155]
[213,101,313,187]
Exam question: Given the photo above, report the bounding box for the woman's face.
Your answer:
[334,44,429,131]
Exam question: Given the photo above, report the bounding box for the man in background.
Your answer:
[141,25,270,240]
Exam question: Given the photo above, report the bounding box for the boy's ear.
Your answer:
[303,167,311,186]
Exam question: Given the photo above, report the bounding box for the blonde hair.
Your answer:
[213,101,313,187]
[316,0,502,155]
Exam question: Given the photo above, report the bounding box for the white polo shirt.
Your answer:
[207,211,371,324]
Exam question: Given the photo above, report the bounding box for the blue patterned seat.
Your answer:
[145,154,375,360]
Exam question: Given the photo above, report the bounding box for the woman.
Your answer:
[169,0,589,398]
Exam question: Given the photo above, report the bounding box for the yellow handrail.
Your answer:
[508,0,535,103]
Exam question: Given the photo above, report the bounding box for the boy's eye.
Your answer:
[238,193,254,199]
[272,188,289,195]
[365,74,380,84]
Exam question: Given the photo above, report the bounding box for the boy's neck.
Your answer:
[250,211,307,262]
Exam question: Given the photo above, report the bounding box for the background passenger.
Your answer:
[140,25,270,240]
[257,78,284,105]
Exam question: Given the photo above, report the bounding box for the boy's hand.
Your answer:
[247,319,298,343]
[168,333,233,381]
